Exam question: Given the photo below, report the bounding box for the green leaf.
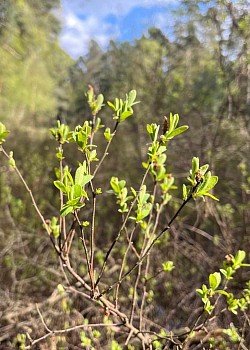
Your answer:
[199,164,209,175]
[60,204,74,217]
[172,113,179,129]
[75,165,86,186]
[166,125,189,139]
[127,90,137,105]
[119,180,126,189]
[183,184,188,200]
[130,187,137,197]
[54,180,67,193]
[215,290,229,296]
[95,94,104,114]
[64,169,74,186]
[104,127,113,142]
[0,122,10,144]
[120,110,132,121]
[67,198,81,206]
[162,261,175,272]
[192,157,199,177]
[9,155,16,168]
[202,192,219,201]
[89,149,98,162]
[110,177,120,193]
[71,184,82,199]
[234,250,246,266]
[136,203,152,222]
[209,272,221,290]
[199,175,218,193]
[75,167,93,187]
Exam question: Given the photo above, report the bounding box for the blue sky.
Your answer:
[60,0,179,58]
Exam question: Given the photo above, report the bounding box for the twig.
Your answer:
[36,304,52,333]
[92,121,119,177]
[95,166,150,288]
[115,223,137,308]
[74,212,93,287]
[90,192,96,293]
[98,188,197,297]
[0,146,59,254]
[58,144,67,252]
[24,322,124,349]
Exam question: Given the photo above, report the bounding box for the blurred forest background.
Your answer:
[0,0,250,349]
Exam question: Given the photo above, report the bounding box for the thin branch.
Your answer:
[58,143,67,252]
[0,146,59,254]
[115,223,137,308]
[36,304,52,333]
[95,166,150,288]
[92,121,119,178]
[24,322,123,349]
[73,212,93,288]
[129,261,142,324]
[98,185,199,297]
[90,193,96,293]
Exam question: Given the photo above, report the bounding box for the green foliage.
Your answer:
[107,90,140,121]
[13,333,26,350]
[196,251,250,314]
[0,122,10,144]
[86,85,104,115]
[54,163,93,217]
[110,177,132,213]
[160,113,189,143]
[46,216,60,238]
[50,121,71,145]
[1,78,249,349]
[80,331,92,347]
[111,340,122,350]
[162,260,175,272]
[0,0,72,124]
[0,2,249,348]
[183,157,219,201]
[223,325,241,343]
[130,185,152,223]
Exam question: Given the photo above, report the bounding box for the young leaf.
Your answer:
[60,204,74,217]
[107,101,115,111]
[0,122,10,144]
[127,90,137,105]
[209,272,221,290]
[120,110,132,121]
[110,177,120,193]
[166,125,189,139]
[54,180,67,193]
[203,192,219,201]
[199,164,209,175]
[81,175,93,187]
[199,175,218,193]
[71,184,82,199]
[95,94,104,114]
[183,184,188,200]
[162,261,175,272]
[67,198,81,206]
[136,203,152,222]
[173,113,179,129]
[75,166,93,187]
[104,127,113,142]
[234,250,246,266]
[192,157,199,178]
[75,166,86,186]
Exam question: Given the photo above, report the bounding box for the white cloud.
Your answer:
[60,11,120,58]
[59,0,177,58]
